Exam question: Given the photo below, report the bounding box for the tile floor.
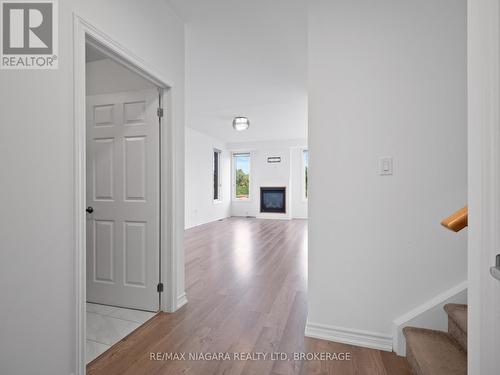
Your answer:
[86,303,157,363]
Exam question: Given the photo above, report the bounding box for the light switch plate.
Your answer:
[378,157,393,176]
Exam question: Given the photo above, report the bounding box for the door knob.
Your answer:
[86,206,94,214]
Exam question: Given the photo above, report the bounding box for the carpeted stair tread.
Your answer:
[444,303,467,352]
[403,327,466,375]
[444,304,467,334]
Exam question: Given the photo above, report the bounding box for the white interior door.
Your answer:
[86,88,159,312]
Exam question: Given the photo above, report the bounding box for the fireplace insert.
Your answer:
[260,187,286,213]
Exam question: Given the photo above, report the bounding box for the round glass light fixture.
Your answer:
[232,117,250,131]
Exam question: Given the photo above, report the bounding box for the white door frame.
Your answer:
[468,0,500,373]
[73,14,182,375]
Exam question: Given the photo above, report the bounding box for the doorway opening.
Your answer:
[84,41,162,363]
[73,16,177,374]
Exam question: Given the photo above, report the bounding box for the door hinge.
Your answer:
[157,107,164,118]
[157,282,164,293]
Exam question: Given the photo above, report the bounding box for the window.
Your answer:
[213,149,221,201]
[303,150,308,199]
[233,153,250,199]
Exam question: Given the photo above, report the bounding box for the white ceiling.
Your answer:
[167,0,308,143]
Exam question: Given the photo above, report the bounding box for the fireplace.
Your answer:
[260,187,286,214]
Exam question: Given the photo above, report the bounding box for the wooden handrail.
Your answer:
[441,206,468,232]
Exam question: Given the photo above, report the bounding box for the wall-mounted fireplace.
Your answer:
[260,187,286,214]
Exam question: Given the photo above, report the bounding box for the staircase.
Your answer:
[403,304,467,375]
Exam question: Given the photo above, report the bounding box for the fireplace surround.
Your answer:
[260,187,286,214]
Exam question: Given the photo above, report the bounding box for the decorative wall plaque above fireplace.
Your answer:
[260,187,286,213]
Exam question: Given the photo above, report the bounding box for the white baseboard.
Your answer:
[185,216,230,230]
[305,322,393,352]
[392,281,468,356]
[255,213,291,220]
[176,292,188,309]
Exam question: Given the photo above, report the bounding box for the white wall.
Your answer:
[0,1,185,374]
[308,0,467,347]
[185,127,231,229]
[86,58,155,95]
[228,139,307,219]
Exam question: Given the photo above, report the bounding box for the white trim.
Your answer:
[176,292,188,310]
[305,322,393,352]
[392,281,468,356]
[213,148,222,202]
[393,281,468,325]
[302,148,309,202]
[161,85,186,314]
[255,216,291,221]
[468,0,500,372]
[84,35,168,89]
[185,216,230,230]
[73,16,86,375]
[73,14,182,375]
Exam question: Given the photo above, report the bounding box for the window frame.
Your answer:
[213,148,222,203]
[302,149,309,201]
[232,152,252,201]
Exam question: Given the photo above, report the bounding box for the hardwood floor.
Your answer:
[87,217,411,375]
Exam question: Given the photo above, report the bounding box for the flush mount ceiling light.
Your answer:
[232,117,250,131]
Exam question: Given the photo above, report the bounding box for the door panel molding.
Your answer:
[86,89,159,311]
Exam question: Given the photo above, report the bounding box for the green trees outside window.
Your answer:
[234,153,250,199]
